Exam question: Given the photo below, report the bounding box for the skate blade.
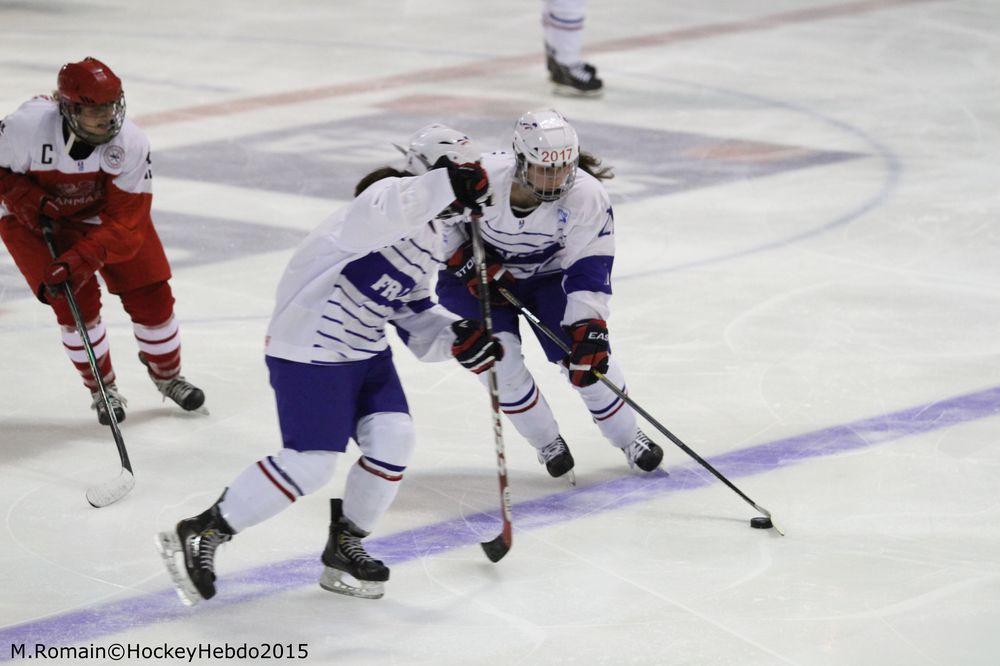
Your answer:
[551,82,603,98]
[566,470,577,486]
[319,567,385,600]
[155,532,201,607]
[158,394,210,416]
[165,398,210,416]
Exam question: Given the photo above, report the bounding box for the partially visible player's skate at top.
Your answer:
[542,0,603,97]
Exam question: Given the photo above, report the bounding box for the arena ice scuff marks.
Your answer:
[2,383,1000,655]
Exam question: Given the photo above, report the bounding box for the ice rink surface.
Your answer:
[1,0,999,663]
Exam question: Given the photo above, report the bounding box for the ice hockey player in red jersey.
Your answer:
[0,57,204,424]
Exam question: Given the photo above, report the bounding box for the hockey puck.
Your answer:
[750,516,773,529]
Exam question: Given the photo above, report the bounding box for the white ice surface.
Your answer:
[1,1,999,664]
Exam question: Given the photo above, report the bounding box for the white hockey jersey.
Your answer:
[265,169,460,365]
[441,151,615,325]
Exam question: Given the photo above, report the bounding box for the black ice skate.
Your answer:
[622,430,664,473]
[536,435,576,484]
[91,383,127,426]
[546,45,603,97]
[156,502,234,606]
[139,352,206,412]
[319,499,389,600]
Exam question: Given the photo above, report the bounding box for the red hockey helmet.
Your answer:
[57,57,126,144]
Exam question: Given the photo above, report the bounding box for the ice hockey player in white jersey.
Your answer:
[434,109,663,480]
[157,137,502,603]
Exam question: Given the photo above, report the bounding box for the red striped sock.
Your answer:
[61,322,116,390]
[134,317,182,380]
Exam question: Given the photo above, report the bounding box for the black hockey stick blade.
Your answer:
[480,534,511,563]
[86,468,135,508]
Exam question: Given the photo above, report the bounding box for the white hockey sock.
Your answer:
[572,358,638,448]
[543,0,586,65]
[218,449,338,533]
[498,380,561,449]
[344,412,414,533]
[487,333,560,448]
[343,461,401,535]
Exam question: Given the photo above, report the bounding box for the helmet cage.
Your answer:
[59,94,126,145]
[514,152,578,202]
[512,109,580,202]
[57,58,126,145]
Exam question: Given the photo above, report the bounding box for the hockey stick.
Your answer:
[468,213,513,561]
[40,219,135,508]
[496,285,784,535]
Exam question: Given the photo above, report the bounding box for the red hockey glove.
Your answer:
[42,238,106,298]
[451,319,504,374]
[564,319,610,387]
[446,241,515,305]
[0,169,61,233]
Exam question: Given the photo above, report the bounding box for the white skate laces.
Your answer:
[622,430,664,473]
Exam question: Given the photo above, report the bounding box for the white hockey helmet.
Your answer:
[403,124,480,175]
[512,108,580,202]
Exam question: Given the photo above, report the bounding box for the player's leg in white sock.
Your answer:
[486,332,562,448]
[218,448,339,532]
[159,355,361,605]
[543,0,585,66]
[343,411,415,533]
[568,358,638,447]
[567,359,665,472]
[321,354,411,598]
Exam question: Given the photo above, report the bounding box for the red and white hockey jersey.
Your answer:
[0,96,154,263]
